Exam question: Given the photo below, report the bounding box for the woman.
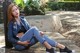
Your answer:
[7,3,72,53]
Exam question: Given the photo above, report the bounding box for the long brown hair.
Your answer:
[7,3,18,23]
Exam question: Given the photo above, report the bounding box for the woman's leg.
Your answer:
[19,26,54,52]
[14,36,38,50]
[43,35,72,53]
[19,26,45,44]
[28,36,38,46]
[43,35,58,47]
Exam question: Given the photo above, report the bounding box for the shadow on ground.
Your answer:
[5,43,45,53]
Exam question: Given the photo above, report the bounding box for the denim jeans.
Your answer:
[14,26,58,50]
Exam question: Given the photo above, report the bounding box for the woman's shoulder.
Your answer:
[8,21,13,24]
[20,16,27,21]
[8,21,13,27]
[20,16,25,19]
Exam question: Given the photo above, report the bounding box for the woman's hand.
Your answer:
[16,32,24,38]
[22,41,30,46]
[17,41,30,46]
[40,31,44,36]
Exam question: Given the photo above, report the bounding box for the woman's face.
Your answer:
[11,6,19,18]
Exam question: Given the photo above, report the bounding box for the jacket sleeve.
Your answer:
[8,22,18,44]
[23,17,31,30]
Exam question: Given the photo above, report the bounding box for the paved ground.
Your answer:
[1,32,80,53]
[0,11,80,53]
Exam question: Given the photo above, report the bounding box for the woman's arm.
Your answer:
[8,22,18,44]
[22,17,31,30]
[8,22,30,46]
[22,17,44,36]
[21,17,44,36]
[17,40,30,46]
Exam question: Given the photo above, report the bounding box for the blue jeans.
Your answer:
[14,27,58,50]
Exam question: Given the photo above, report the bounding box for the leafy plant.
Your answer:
[46,1,80,11]
[24,0,45,15]
[14,0,25,10]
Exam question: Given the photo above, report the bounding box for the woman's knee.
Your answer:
[31,26,39,31]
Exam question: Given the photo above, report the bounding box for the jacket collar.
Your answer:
[20,16,27,30]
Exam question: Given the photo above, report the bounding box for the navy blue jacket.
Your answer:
[8,16,31,44]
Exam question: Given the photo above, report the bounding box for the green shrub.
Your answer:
[14,0,25,10]
[24,0,45,15]
[47,1,80,11]
[47,2,59,10]
[62,2,80,11]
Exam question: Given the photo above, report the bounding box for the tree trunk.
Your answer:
[3,0,13,48]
